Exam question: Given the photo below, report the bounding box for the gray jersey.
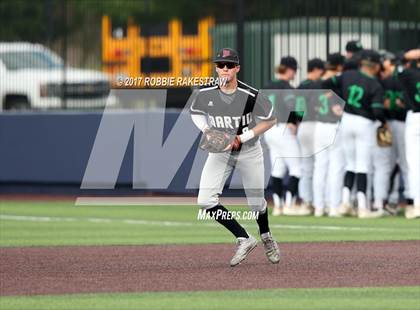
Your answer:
[190,80,275,145]
[192,81,271,211]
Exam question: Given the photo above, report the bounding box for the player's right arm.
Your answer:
[191,114,209,132]
[190,89,210,132]
[189,89,208,115]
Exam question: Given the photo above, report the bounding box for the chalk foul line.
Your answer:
[0,214,415,232]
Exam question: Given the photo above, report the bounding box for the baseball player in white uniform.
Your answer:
[372,51,409,215]
[398,49,420,219]
[297,58,326,212]
[322,50,387,218]
[312,53,346,217]
[264,57,311,216]
[190,48,281,266]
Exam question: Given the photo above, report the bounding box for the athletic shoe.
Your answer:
[272,205,283,216]
[314,208,324,217]
[324,204,330,215]
[261,232,280,264]
[405,205,420,219]
[282,204,299,216]
[230,235,258,267]
[383,203,399,216]
[299,203,314,216]
[283,204,310,216]
[328,208,342,218]
[338,202,356,216]
[358,208,384,219]
[405,205,414,219]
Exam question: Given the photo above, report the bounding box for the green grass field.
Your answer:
[1,287,419,310]
[1,201,419,247]
[1,200,419,310]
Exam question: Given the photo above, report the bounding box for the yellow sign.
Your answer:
[102,16,214,87]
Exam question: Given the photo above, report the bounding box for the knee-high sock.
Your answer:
[273,193,282,208]
[206,204,249,238]
[256,207,270,234]
[342,171,356,203]
[356,173,368,210]
[287,176,299,196]
[285,176,299,206]
[271,177,283,208]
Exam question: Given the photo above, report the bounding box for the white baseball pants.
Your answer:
[197,141,267,212]
[341,112,375,174]
[313,122,345,211]
[264,123,301,178]
[405,111,420,202]
[297,121,316,203]
[373,120,409,201]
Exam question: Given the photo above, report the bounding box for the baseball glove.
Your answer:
[377,125,392,147]
[199,128,239,153]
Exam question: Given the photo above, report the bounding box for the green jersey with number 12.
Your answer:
[322,70,384,121]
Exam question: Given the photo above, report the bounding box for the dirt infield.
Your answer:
[1,240,419,296]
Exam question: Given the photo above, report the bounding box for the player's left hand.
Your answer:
[199,128,237,153]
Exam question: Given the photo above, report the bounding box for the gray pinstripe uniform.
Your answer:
[190,81,274,211]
